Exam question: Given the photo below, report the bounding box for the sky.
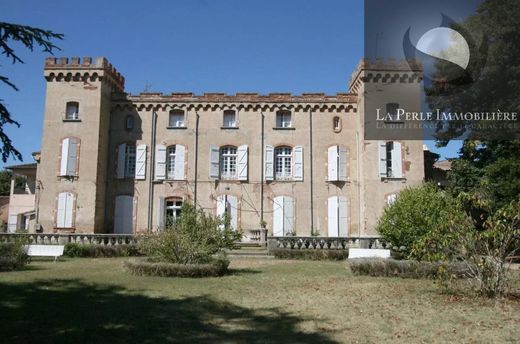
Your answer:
[0,0,461,168]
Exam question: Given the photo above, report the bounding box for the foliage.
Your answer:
[0,170,25,196]
[0,239,28,271]
[376,183,470,260]
[271,248,348,261]
[139,203,241,264]
[123,254,230,278]
[348,258,470,279]
[64,243,140,258]
[0,22,63,162]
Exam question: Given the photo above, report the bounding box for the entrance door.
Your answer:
[114,195,135,234]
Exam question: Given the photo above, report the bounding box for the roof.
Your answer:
[433,160,452,171]
[4,163,37,170]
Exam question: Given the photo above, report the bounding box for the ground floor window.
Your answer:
[165,198,183,225]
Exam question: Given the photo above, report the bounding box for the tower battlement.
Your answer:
[44,56,125,92]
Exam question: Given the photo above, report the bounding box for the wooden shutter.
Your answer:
[237,145,248,181]
[60,138,70,176]
[228,195,238,230]
[135,144,147,180]
[66,138,78,176]
[328,145,338,181]
[114,195,134,234]
[57,192,74,228]
[264,145,274,181]
[338,197,348,236]
[174,144,186,180]
[339,146,348,181]
[216,195,226,218]
[293,146,303,181]
[391,142,403,178]
[157,197,165,230]
[117,143,127,179]
[209,145,220,179]
[378,141,387,177]
[283,196,294,235]
[272,196,284,236]
[155,144,166,180]
[64,192,74,228]
[328,196,339,237]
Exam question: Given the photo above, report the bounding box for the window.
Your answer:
[276,111,292,128]
[223,110,237,128]
[385,103,401,122]
[155,144,185,180]
[60,137,79,177]
[56,192,75,228]
[220,146,237,179]
[275,147,292,180]
[333,116,341,132]
[117,143,136,179]
[125,145,136,178]
[378,141,403,178]
[387,194,397,206]
[114,195,135,234]
[125,115,134,130]
[166,146,176,179]
[169,110,185,127]
[327,145,348,181]
[272,196,294,236]
[216,194,238,230]
[165,198,183,225]
[328,196,348,237]
[65,102,79,120]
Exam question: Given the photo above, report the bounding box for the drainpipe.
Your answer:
[356,130,361,238]
[309,110,314,235]
[147,111,157,232]
[193,112,200,208]
[260,112,265,226]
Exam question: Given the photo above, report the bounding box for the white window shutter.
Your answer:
[174,144,186,180]
[293,146,303,181]
[391,142,403,178]
[283,196,294,235]
[157,197,165,230]
[155,145,166,180]
[216,195,226,218]
[228,195,238,230]
[378,141,387,177]
[328,196,339,237]
[114,195,134,234]
[339,146,348,181]
[387,193,397,205]
[57,192,67,227]
[328,145,338,181]
[209,145,220,179]
[64,192,74,228]
[264,145,274,181]
[66,139,78,176]
[135,144,147,180]
[272,196,284,236]
[117,143,127,179]
[237,145,248,181]
[338,196,348,236]
[60,138,70,176]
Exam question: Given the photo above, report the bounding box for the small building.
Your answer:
[4,163,37,232]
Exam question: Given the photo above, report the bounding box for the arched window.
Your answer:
[274,146,292,180]
[65,102,79,120]
[333,116,341,132]
[220,146,238,179]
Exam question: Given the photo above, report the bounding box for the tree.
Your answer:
[0,22,63,162]
[0,170,24,196]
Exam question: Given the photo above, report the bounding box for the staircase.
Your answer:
[227,242,273,259]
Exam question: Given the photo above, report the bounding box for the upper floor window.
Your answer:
[327,145,348,182]
[116,143,147,180]
[223,110,237,128]
[275,146,292,180]
[209,145,248,181]
[155,144,185,181]
[166,146,176,179]
[264,145,303,181]
[65,102,79,120]
[333,116,342,132]
[125,145,136,177]
[221,146,238,179]
[169,110,185,128]
[385,103,400,122]
[378,141,403,179]
[60,137,80,177]
[125,115,134,130]
[276,111,292,128]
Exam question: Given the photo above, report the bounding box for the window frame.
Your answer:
[166,145,176,179]
[275,111,292,129]
[125,115,134,130]
[165,197,183,225]
[168,110,186,128]
[274,146,293,180]
[220,146,238,180]
[222,110,237,128]
[124,144,136,178]
[64,101,80,121]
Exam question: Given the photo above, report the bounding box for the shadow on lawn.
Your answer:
[0,279,338,344]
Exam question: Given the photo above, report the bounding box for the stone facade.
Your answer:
[34,57,424,239]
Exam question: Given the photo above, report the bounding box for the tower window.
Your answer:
[65,102,79,120]
[276,111,292,128]
[333,116,342,132]
[169,110,185,127]
[223,110,237,128]
[125,115,134,130]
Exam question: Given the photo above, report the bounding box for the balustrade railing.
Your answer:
[0,233,139,246]
[268,236,387,251]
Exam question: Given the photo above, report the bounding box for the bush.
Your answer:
[0,240,29,271]
[348,258,470,279]
[64,243,140,258]
[377,183,470,260]
[123,254,230,278]
[271,249,348,261]
[139,203,241,264]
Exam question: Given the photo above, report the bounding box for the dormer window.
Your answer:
[169,110,185,128]
[276,111,292,128]
[223,110,237,128]
[65,102,79,120]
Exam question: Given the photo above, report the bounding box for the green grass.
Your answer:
[0,258,519,343]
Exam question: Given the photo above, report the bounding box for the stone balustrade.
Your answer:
[0,233,139,246]
[267,236,387,251]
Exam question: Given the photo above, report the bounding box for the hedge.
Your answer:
[64,243,140,258]
[271,248,349,261]
[123,256,230,278]
[0,242,29,271]
[348,258,471,279]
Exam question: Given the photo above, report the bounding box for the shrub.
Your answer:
[271,249,348,261]
[64,243,140,258]
[348,258,470,279]
[123,254,229,278]
[376,183,471,260]
[139,203,241,264]
[0,239,29,271]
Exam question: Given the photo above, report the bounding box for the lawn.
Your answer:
[0,258,519,344]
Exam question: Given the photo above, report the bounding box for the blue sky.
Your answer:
[0,0,460,168]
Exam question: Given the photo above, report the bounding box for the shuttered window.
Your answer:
[378,141,403,178]
[116,144,141,179]
[221,146,237,179]
[272,196,295,236]
[114,195,136,234]
[166,146,176,179]
[328,145,348,181]
[271,146,303,181]
[216,194,238,230]
[328,196,348,237]
[135,144,147,180]
[60,138,79,177]
[56,192,74,228]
